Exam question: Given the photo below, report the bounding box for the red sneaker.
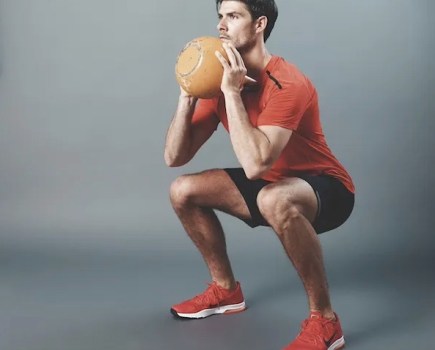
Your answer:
[283,312,345,350]
[170,281,246,319]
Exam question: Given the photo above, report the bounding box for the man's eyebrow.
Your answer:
[218,11,243,17]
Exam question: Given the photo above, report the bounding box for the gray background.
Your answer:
[0,0,434,349]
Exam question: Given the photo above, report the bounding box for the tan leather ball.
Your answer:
[175,36,228,99]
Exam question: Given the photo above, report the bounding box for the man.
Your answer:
[164,1,354,349]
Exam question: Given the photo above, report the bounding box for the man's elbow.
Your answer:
[164,152,180,167]
[165,159,179,167]
[165,158,184,168]
[164,151,189,167]
[244,164,269,180]
[243,154,275,179]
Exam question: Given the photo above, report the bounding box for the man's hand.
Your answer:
[215,42,256,94]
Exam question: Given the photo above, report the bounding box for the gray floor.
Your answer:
[2,233,434,350]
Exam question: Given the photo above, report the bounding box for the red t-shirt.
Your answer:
[191,56,355,193]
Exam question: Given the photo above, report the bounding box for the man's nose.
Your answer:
[217,18,227,32]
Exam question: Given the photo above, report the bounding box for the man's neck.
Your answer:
[241,43,272,81]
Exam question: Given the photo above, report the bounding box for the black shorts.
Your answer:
[224,168,354,234]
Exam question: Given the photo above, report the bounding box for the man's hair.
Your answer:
[215,0,278,42]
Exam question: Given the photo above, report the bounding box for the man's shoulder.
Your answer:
[266,56,315,94]
[268,56,312,88]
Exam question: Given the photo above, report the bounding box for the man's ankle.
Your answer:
[214,279,237,291]
[310,309,336,321]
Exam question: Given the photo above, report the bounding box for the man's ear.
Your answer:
[255,15,268,34]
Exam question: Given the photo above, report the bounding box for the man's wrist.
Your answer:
[222,89,241,99]
[178,94,198,107]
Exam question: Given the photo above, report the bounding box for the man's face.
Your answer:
[217,1,257,52]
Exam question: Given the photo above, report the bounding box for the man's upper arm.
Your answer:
[255,81,312,166]
[189,115,219,157]
[258,125,292,166]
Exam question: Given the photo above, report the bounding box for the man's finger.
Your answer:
[226,42,245,68]
[222,42,238,67]
[215,51,230,69]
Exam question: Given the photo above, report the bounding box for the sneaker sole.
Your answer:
[171,301,246,319]
[328,336,345,350]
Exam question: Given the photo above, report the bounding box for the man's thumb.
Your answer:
[244,76,257,85]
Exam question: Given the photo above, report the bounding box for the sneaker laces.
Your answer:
[192,282,224,307]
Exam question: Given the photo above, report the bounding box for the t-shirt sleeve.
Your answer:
[191,98,220,132]
[256,82,312,130]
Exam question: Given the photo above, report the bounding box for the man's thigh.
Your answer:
[296,174,355,234]
[221,168,354,233]
[259,174,354,234]
[174,168,252,222]
[220,168,318,228]
[260,177,319,222]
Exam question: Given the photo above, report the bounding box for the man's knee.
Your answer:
[169,175,197,208]
[257,185,304,232]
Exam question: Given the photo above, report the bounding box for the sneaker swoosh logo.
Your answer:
[325,331,337,347]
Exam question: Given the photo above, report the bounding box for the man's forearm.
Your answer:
[164,96,197,166]
[224,91,272,178]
